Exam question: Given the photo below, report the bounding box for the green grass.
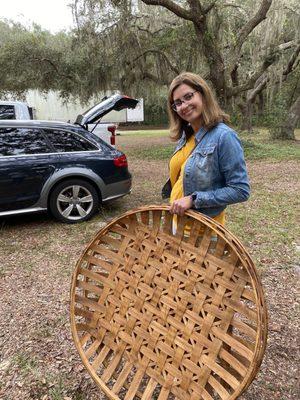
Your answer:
[127,139,299,162]
[227,190,299,269]
[119,129,169,137]
[242,139,300,161]
[125,128,300,162]
[13,353,38,376]
[48,377,66,400]
[127,143,174,160]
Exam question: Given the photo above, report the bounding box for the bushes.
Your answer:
[144,102,169,126]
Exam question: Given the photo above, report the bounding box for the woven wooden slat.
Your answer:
[70,206,268,400]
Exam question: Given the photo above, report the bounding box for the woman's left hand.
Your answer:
[170,196,193,216]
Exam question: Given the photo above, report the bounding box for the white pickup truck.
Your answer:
[0,95,139,147]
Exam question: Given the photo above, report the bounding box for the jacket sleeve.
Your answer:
[192,130,250,208]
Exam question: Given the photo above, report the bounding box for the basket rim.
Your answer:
[70,205,268,400]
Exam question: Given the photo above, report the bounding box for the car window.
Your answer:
[0,127,52,156]
[0,105,15,120]
[44,129,98,152]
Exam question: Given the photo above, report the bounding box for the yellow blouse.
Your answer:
[170,134,225,227]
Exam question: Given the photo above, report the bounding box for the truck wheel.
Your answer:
[49,179,99,223]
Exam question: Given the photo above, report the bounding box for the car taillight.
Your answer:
[108,125,116,146]
[113,154,128,167]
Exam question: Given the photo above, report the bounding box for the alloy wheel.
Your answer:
[56,185,94,221]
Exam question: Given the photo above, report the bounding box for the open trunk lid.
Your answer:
[75,94,139,126]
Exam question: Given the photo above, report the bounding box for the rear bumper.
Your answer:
[101,178,132,202]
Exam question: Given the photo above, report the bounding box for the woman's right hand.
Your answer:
[170,196,193,216]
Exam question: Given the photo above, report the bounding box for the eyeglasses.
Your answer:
[171,90,198,111]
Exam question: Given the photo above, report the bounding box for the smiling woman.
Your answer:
[1,0,73,32]
[162,72,250,229]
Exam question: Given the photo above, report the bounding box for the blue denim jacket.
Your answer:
[163,123,250,217]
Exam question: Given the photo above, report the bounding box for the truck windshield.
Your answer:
[0,105,15,120]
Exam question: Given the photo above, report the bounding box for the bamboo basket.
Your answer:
[70,206,268,400]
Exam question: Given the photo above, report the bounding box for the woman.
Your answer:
[162,72,250,225]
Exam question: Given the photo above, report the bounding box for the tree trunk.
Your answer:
[258,92,264,117]
[241,101,254,132]
[278,95,300,140]
[193,22,227,105]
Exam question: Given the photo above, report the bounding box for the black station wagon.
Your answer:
[0,120,132,223]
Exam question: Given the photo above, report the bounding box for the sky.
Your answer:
[0,0,74,33]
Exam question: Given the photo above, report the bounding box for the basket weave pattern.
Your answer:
[70,206,267,400]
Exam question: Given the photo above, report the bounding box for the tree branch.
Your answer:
[187,0,202,13]
[30,57,74,81]
[228,56,274,96]
[284,5,300,17]
[130,49,180,75]
[235,0,273,56]
[283,43,300,76]
[238,42,300,101]
[141,0,194,21]
[204,0,219,14]
[221,3,245,9]
[142,71,170,85]
[278,41,296,51]
[247,75,268,102]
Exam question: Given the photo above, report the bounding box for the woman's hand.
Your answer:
[170,196,193,216]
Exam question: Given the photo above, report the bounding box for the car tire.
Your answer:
[49,179,100,223]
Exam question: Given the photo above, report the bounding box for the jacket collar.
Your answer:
[195,126,208,143]
[175,126,209,153]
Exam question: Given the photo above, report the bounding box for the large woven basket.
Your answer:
[70,206,268,400]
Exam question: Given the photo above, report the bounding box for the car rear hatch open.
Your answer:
[75,94,139,127]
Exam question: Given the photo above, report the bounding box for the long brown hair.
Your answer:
[167,72,230,141]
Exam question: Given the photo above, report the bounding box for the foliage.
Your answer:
[0,1,299,137]
[72,0,300,136]
[0,21,72,98]
[144,96,169,125]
